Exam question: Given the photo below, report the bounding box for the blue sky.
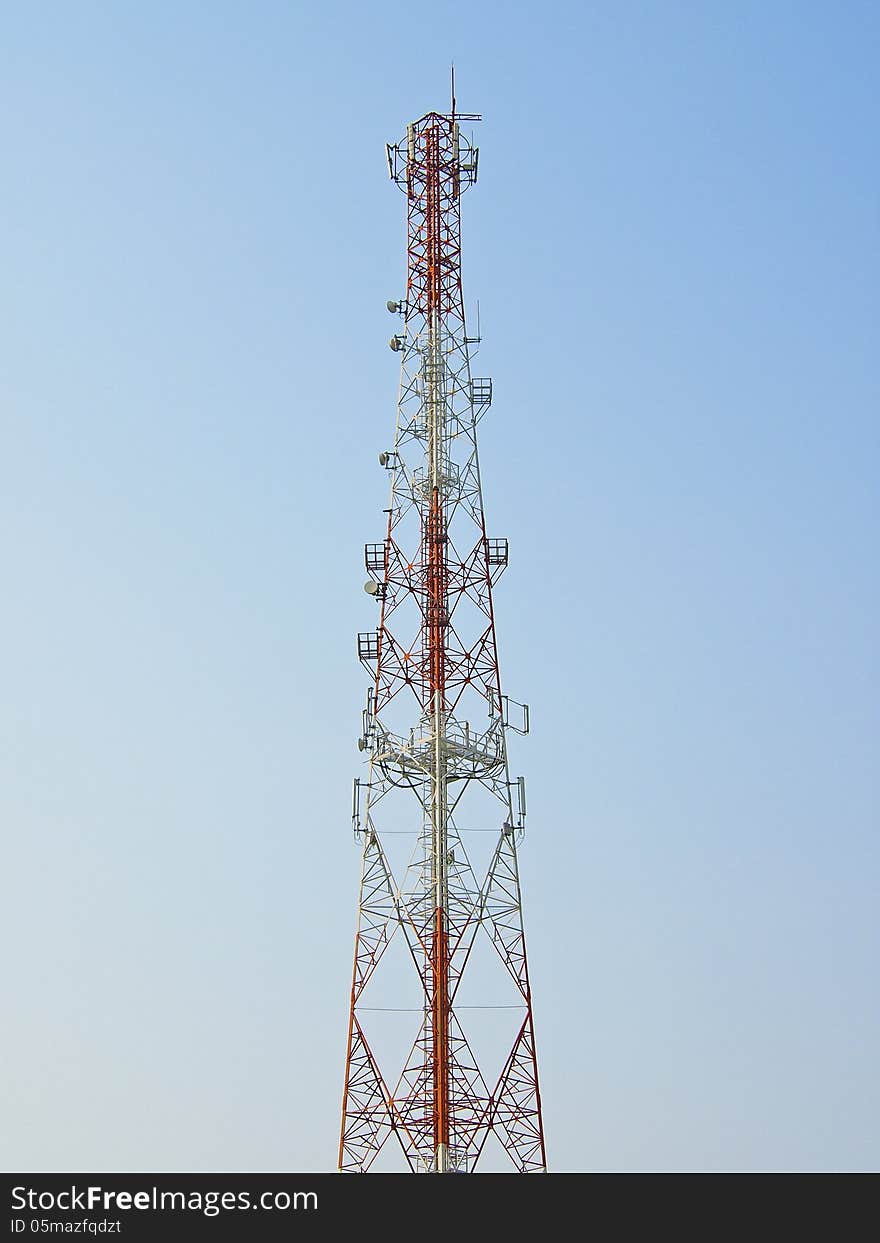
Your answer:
[1,1,877,1171]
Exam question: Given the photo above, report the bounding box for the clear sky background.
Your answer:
[1,1,877,1172]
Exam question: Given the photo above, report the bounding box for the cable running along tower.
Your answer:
[339,97,546,1173]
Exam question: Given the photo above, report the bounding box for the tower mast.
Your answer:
[339,100,546,1174]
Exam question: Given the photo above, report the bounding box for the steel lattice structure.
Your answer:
[338,99,546,1174]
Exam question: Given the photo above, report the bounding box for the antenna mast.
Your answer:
[338,99,546,1174]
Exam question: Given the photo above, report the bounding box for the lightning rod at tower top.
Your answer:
[338,90,546,1173]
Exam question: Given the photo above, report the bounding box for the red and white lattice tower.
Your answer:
[338,96,546,1174]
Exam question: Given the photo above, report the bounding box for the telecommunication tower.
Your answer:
[338,93,546,1174]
